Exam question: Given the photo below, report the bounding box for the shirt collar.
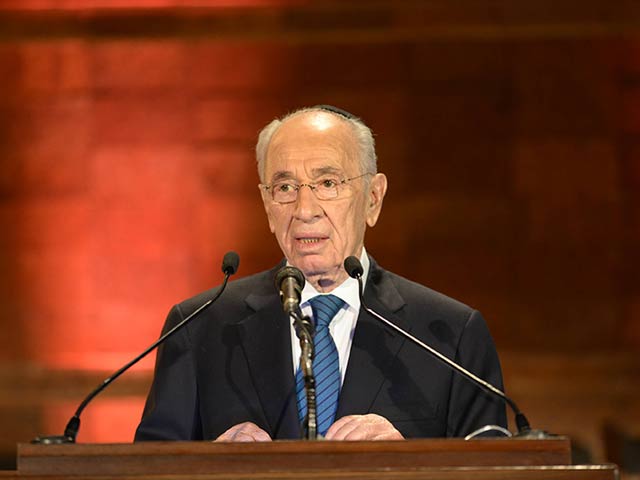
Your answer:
[298,248,370,312]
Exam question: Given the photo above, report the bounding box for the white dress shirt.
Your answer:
[289,248,370,384]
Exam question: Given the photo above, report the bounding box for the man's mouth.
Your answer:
[295,235,328,246]
[299,238,322,244]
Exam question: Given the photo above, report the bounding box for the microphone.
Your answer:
[344,255,539,438]
[274,266,305,315]
[32,251,240,445]
[344,255,364,279]
[222,251,240,275]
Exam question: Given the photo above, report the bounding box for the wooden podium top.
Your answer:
[17,438,573,476]
[8,438,619,480]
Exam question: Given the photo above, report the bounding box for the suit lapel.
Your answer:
[237,287,300,439]
[336,259,410,418]
[235,258,409,435]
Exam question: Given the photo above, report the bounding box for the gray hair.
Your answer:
[255,106,377,183]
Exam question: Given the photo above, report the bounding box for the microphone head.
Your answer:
[274,265,305,291]
[222,251,240,275]
[344,256,364,279]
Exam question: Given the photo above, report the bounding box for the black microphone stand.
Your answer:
[291,309,317,440]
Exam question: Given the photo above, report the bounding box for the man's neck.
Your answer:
[299,248,370,298]
[307,271,349,293]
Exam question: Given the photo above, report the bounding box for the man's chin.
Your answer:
[293,256,333,277]
[291,258,347,290]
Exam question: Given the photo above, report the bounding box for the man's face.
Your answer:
[260,111,387,291]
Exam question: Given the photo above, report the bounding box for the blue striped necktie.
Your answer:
[295,294,345,436]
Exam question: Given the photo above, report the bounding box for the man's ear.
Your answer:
[259,185,276,233]
[366,173,388,227]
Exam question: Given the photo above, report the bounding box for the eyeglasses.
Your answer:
[261,172,373,204]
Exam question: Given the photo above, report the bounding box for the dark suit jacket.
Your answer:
[135,258,507,440]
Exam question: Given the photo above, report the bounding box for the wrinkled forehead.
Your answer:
[264,112,360,179]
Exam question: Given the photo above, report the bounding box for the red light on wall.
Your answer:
[44,397,146,443]
[0,0,307,10]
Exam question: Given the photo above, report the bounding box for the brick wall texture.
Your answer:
[0,0,638,465]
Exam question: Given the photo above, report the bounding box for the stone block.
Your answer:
[0,98,92,195]
[192,94,285,142]
[93,93,189,145]
[92,41,186,91]
[186,41,296,92]
[409,91,514,141]
[88,145,197,203]
[513,138,624,245]
[410,41,511,86]
[194,144,258,195]
[514,139,619,201]
[623,296,640,348]
[514,40,616,136]
[18,40,90,94]
[621,86,640,135]
[289,43,409,89]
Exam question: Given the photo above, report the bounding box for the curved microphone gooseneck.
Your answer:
[344,256,540,438]
[32,251,240,445]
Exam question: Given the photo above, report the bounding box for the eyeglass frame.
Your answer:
[260,172,374,204]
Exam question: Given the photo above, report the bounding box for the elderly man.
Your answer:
[135,106,506,442]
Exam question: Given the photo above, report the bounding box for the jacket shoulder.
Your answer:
[175,266,279,318]
[371,263,476,321]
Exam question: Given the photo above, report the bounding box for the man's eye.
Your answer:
[275,183,295,192]
[319,178,339,189]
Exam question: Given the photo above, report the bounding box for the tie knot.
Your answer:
[309,294,345,328]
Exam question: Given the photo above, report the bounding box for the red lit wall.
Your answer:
[1,39,284,372]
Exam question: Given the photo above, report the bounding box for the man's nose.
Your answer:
[293,184,322,221]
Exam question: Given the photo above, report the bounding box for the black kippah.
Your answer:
[314,104,357,120]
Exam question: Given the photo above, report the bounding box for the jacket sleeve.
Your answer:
[134,304,203,441]
[445,309,508,437]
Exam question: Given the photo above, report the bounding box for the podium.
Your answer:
[2,438,617,479]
